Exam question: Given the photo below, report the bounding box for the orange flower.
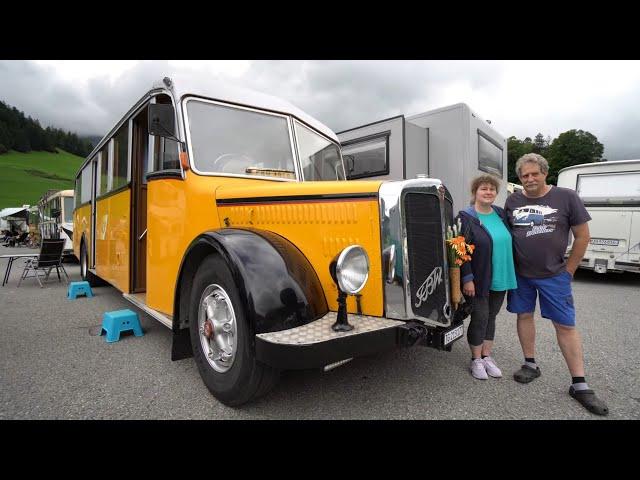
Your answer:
[446,232,474,267]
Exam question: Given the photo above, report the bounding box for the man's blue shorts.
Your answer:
[506,271,575,327]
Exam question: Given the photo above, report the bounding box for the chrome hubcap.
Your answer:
[198,284,237,373]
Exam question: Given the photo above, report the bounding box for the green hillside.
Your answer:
[0,149,84,209]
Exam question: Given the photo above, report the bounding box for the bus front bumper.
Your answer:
[255,312,464,369]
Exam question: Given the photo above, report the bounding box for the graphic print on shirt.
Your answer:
[512,204,559,237]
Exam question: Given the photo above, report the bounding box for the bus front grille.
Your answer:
[404,192,448,324]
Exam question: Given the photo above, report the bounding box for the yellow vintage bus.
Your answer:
[73,76,464,405]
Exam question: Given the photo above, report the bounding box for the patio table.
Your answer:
[1,253,38,286]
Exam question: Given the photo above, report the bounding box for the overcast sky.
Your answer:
[1,60,639,160]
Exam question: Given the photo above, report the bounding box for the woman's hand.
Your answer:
[463,281,475,297]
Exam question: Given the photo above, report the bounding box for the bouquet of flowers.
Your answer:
[446,218,474,309]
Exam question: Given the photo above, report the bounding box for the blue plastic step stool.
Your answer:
[101,309,144,343]
[68,281,94,299]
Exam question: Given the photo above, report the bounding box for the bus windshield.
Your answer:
[186,98,296,179]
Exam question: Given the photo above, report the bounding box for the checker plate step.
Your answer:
[256,312,404,345]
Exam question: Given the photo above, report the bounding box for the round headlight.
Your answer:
[335,245,370,294]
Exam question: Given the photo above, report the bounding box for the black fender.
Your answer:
[171,228,329,360]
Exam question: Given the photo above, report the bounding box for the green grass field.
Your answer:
[0,149,84,209]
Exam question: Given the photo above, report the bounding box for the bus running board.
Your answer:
[122,293,173,329]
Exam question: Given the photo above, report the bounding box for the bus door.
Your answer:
[90,157,98,267]
[131,105,149,293]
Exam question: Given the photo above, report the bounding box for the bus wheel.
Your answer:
[189,254,279,406]
[80,240,99,287]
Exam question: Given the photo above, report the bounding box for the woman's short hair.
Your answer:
[470,174,500,202]
[515,153,549,177]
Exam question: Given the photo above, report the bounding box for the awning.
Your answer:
[0,207,29,220]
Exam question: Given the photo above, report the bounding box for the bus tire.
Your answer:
[189,254,280,406]
[80,239,100,287]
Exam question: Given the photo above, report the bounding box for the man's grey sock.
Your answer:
[524,357,537,369]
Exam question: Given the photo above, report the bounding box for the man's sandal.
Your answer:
[513,364,541,383]
[569,386,609,416]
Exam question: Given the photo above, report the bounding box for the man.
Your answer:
[505,153,609,416]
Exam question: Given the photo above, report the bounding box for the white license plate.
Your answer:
[444,324,464,346]
[590,238,619,246]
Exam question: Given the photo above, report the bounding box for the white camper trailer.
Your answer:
[337,103,508,211]
[557,159,640,274]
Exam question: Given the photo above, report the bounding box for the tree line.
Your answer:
[508,130,604,185]
[0,100,94,157]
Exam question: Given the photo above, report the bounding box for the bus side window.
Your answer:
[151,94,180,171]
[153,137,180,171]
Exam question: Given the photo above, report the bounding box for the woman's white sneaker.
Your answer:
[482,356,503,378]
[470,358,489,380]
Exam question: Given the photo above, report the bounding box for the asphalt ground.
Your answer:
[1,246,639,420]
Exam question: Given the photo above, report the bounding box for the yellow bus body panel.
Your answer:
[146,174,384,317]
[95,189,130,292]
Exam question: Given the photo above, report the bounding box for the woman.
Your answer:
[457,175,517,380]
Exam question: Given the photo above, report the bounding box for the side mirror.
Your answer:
[148,104,176,138]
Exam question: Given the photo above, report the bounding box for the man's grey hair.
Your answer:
[515,153,549,177]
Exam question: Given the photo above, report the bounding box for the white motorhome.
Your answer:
[337,103,508,212]
[557,159,640,274]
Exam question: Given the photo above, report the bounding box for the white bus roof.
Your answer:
[160,75,337,142]
[79,77,338,176]
[39,189,74,204]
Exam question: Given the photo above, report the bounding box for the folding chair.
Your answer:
[17,239,69,288]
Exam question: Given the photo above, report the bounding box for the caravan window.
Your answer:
[478,131,503,178]
[577,172,640,204]
[341,134,389,179]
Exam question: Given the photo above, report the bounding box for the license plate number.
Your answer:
[444,324,463,346]
[590,238,619,246]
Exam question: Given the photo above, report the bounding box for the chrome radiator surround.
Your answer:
[379,179,452,327]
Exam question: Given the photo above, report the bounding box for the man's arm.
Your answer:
[567,222,590,276]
